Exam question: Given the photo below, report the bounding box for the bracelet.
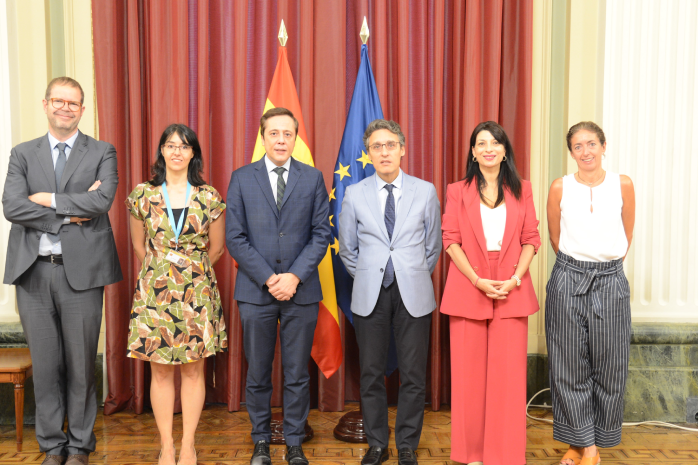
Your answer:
[474,276,480,288]
[511,274,521,286]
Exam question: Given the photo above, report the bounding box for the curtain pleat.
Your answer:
[93,0,533,415]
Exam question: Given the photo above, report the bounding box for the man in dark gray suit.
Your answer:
[2,77,122,465]
[226,107,330,465]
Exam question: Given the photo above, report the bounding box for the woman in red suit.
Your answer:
[441,121,541,464]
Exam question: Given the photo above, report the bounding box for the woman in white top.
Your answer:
[546,122,635,465]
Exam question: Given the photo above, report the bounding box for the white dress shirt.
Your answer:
[38,131,79,256]
[264,154,292,200]
[375,169,404,216]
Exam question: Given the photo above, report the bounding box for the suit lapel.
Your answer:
[391,173,415,242]
[280,158,301,209]
[254,157,279,218]
[499,188,520,262]
[362,174,390,242]
[36,135,57,192]
[59,132,88,191]
[463,181,488,261]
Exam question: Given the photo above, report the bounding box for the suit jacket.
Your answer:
[2,131,123,289]
[338,172,442,318]
[225,156,331,305]
[440,179,541,320]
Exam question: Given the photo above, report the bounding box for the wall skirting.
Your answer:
[527,322,698,423]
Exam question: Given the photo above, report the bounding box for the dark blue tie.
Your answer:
[47,143,67,243]
[382,184,395,287]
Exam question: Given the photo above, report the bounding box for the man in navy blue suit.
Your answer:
[226,107,331,465]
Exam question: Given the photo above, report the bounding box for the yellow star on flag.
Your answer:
[335,163,351,181]
[329,188,336,201]
[329,215,334,227]
[330,237,340,255]
[357,150,372,169]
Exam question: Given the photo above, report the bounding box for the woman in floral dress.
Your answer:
[126,124,227,465]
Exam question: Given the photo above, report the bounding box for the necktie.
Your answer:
[47,143,67,243]
[382,184,395,287]
[273,167,286,210]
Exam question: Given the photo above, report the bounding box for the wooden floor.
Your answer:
[1,406,697,464]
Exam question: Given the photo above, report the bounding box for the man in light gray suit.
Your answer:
[2,77,122,465]
[339,120,441,465]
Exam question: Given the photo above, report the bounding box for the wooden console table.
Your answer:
[0,348,32,451]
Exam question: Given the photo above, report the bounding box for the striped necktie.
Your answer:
[273,167,286,210]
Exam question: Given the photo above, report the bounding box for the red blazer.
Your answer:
[440,179,541,320]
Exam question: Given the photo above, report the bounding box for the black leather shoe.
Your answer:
[251,440,271,465]
[286,445,309,465]
[361,446,389,465]
[397,448,418,465]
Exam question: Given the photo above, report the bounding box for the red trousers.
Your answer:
[449,307,528,464]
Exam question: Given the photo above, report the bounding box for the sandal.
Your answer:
[158,446,176,465]
[176,446,197,465]
[560,447,582,465]
[579,453,600,465]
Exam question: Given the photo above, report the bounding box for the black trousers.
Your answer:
[16,261,104,456]
[353,281,431,450]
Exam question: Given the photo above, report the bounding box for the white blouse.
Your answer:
[480,203,507,251]
[559,171,628,262]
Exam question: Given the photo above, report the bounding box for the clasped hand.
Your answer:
[28,180,101,225]
[475,277,517,300]
[266,273,300,301]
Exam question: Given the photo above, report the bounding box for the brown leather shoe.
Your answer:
[65,454,89,465]
[41,455,66,465]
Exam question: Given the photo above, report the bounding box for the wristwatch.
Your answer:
[511,275,521,286]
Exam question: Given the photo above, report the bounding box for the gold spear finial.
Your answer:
[360,16,369,44]
[278,19,288,46]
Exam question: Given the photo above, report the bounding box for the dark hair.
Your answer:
[362,119,406,150]
[566,121,606,151]
[45,76,85,104]
[464,121,522,206]
[150,124,206,187]
[260,107,299,138]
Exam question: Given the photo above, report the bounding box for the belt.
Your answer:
[37,254,63,265]
[560,259,624,317]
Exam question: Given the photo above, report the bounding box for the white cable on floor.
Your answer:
[526,388,698,432]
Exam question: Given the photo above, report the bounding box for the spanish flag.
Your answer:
[251,42,342,379]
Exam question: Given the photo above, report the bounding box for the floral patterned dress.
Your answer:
[125,182,228,364]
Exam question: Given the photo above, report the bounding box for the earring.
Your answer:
[503,155,507,161]
[473,155,477,162]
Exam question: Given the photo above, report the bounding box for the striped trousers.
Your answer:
[545,251,631,448]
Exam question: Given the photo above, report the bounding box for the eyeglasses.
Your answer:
[162,144,192,153]
[49,98,81,112]
[369,141,400,152]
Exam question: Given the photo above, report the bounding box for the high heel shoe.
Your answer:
[176,446,197,465]
[579,453,600,465]
[158,446,176,465]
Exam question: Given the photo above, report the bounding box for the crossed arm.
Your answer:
[2,144,118,230]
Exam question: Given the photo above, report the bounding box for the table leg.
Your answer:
[14,381,24,452]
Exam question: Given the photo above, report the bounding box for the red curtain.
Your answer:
[93,0,532,415]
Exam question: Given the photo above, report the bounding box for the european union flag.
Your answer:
[330,44,399,375]
[330,43,383,325]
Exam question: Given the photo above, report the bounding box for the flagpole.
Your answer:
[332,17,391,444]
[267,18,314,446]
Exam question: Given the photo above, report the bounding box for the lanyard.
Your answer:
[161,181,191,244]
